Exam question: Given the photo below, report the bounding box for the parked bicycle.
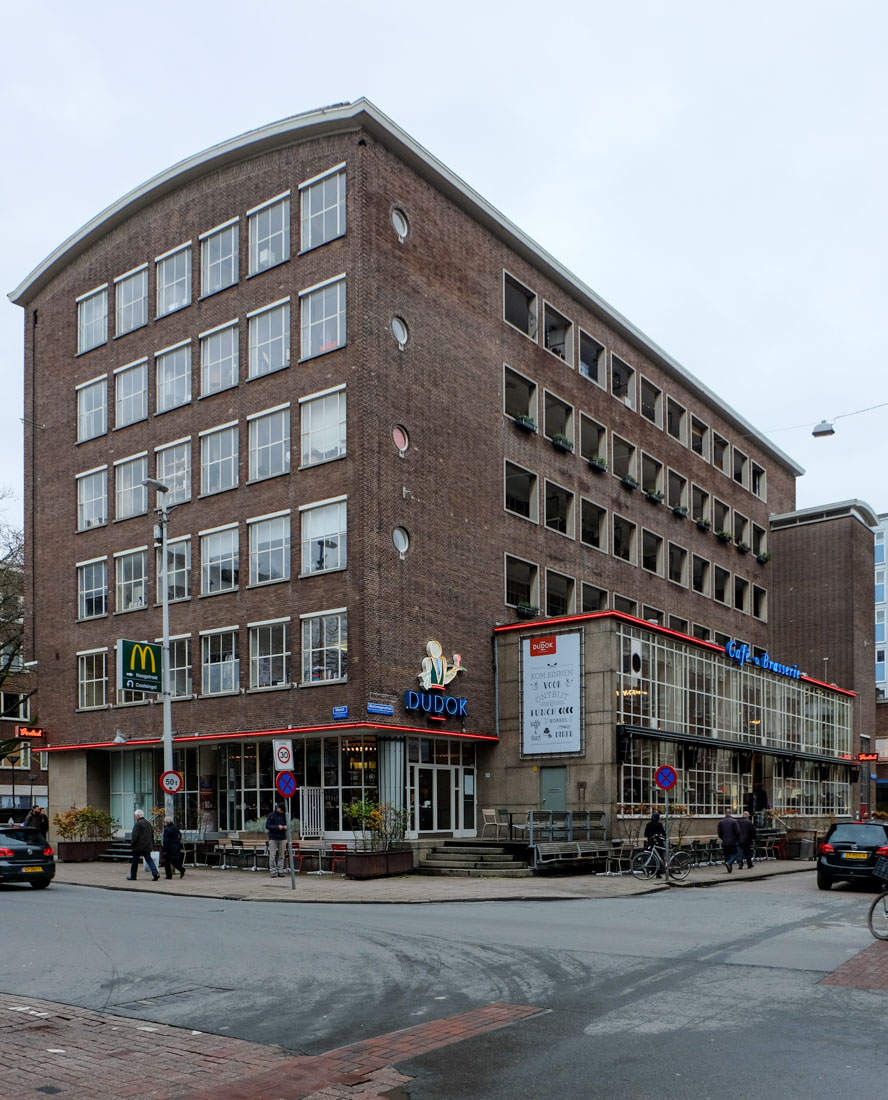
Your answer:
[867,855,888,940]
[631,844,692,881]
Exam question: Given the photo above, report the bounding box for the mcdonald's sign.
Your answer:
[116,639,163,694]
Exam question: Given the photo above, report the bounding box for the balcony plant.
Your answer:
[672,505,689,518]
[515,602,539,620]
[645,490,664,504]
[513,413,536,433]
[715,529,732,543]
[551,432,574,453]
[756,551,772,564]
[588,456,608,473]
[696,518,711,532]
[735,540,750,554]
[620,475,638,491]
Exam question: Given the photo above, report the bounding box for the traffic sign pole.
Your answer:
[274,771,298,891]
[654,765,679,885]
[286,797,296,891]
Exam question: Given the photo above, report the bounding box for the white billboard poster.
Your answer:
[522,632,581,754]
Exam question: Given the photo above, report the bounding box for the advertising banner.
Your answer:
[522,632,581,754]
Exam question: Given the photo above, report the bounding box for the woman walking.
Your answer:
[161,818,186,880]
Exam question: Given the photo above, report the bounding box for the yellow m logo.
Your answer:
[129,644,156,673]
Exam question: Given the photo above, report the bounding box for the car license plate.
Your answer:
[842,852,867,860]
[22,866,43,873]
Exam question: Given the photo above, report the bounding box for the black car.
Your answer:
[816,821,888,890]
[0,826,55,889]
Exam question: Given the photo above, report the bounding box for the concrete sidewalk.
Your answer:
[49,855,814,903]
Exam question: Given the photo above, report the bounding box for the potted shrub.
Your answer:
[588,456,608,473]
[645,490,664,505]
[343,800,413,879]
[52,805,118,861]
[756,551,772,564]
[715,529,732,543]
[516,602,539,620]
[696,518,711,532]
[620,475,638,491]
[551,432,573,453]
[513,413,536,433]
[735,540,750,554]
[672,505,688,519]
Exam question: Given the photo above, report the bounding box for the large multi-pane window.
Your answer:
[300,167,346,251]
[115,361,148,427]
[201,322,239,395]
[248,300,290,377]
[300,277,346,359]
[248,406,290,480]
[249,621,290,689]
[168,637,191,698]
[300,388,345,465]
[155,439,191,505]
[78,651,107,709]
[115,549,147,612]
[302,610,347,683]
[115,455,148,520]
[156,244,192,316]
[77,287,108,353]
[77,559,107,619]
[201,424,239,494]
[77,377,107,442]
[301,499,346,574]
[202,630,239,695]
[77,468,107,530]
[249,514,290,584]
[115,267,148,336]
[201,220,239,296]
[156,343,192,413]
[157,537,190,602]
[248,194,290,274]
[201,527,239,594]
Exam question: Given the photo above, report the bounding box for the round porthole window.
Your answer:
[391,316,409,348]
[391,208,409,241]
[392,425,409,454]
[393,527,410,555]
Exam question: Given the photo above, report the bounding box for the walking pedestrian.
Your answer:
[643,810,667,878]
[266,802,288,877]
[718,809,742,873]
[127,809,159,881]
[161,818,186,880]
[23,805,49,840]
[737,810,756,869]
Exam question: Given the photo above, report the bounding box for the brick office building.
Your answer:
[9,99,864,840]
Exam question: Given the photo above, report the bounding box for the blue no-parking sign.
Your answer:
[275,771,296,798]
[655,765,677,790]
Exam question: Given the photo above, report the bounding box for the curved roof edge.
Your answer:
[770,499,879,529]
[8,97,803,476]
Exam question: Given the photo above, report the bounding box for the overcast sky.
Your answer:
[2,0,886,528]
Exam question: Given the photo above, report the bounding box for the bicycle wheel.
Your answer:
[631,850,658,880]
[667,850,693,881]
[867,890,888,940]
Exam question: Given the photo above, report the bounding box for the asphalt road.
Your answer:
[2,875,885,1098]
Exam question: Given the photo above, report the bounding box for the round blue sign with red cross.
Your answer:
[655,765,677,790]
[275,771,296,798]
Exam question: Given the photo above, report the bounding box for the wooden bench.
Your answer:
[575,841,610,863]
[533,841,582,868]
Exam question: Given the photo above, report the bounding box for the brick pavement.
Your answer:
[820,939,888,991]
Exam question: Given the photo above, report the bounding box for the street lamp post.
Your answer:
[143,477,174,821]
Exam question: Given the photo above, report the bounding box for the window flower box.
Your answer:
[516,603,539,620]
[696,519,711,532]
[513,414,536,433]
[715,529,732,543]
[735,541,750,554]
[588,457,608,473]
[620,476,638,491]
[756,551,772,564]
[645,490,664,504]
[672,505,689,518]
[551,433,573,453]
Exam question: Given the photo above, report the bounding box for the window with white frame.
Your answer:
[115,267,148,336]
[201,527,239,595]
[640,378,661,425]
[753,585,767,620]
[503,273,537,339]
[116,549,147,612]
[546,570,574,616]
[504,365,536,422]
[156,343,192,413]
[115,455,148,520]
[545,480,573,536]
[201,221,238,296]
[300,388,345,465]
[301,499,346,574]
[668,543,688,585]
[300,277,346,359]
[201,423,238,494]
[751,462,766,499]
[301,610,347,683]
[543,303,572,364]
[201,322,239,395]
[115,360,148,427]
[613,515,636,563]
[582,583,607,611]
[734,575,749,612]
[156,244,192,316]
[77,377,107,442]
[157,536,190,602]
[77,559,107,619]
[505,462,537,521]
[713,565,730,604]
[713,433,730,475]
[77,468,107,530]
[0,692,29,721]
[505,555,537,608]
[579,331,605,385]
[581,499,606,550]
[249,300,290,377]
[77,287,108,353]
[249,194,290,274]
[612,356,635,407]
[155,439,191,505]
[642,530,663,574]
[641,453,663,496]
[300,167,346,251]
[249,406,290,480]
[612,436,636,481]
[249,514,290,584]
[667,470,688,511]
[666,398,686,443]
[168,637,191,698]
[543,391,573,443]
[579,415,606,464]
[691,416,709,458]
[78,651,107,708]
[692,555,709,595]
[202,630,239,695]
[691,485,710,525]
[250,620,290,688]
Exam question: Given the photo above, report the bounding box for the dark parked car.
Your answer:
[817,821,888,890]
[0,826,55,889]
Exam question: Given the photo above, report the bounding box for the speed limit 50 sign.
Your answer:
[273,739,294,771]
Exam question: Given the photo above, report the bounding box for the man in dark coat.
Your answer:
[161,818,186,880]
[127,809,158,881]
[737,810,757,869]
[266,803,288,877]
[643,811,667,879]
[718,810,742,873]
[23,806,49,840]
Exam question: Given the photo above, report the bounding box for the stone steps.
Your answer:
[416,841,531,878]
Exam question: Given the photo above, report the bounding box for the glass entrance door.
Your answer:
[411,764,456,833]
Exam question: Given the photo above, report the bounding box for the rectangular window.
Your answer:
[641,453,663,495]
[250,621,290,689]
[202,631,239,695]
[546,570,574,616]
[77,560,107,619]
[579,331,604,385]
[115,267,148,336]
[666,398,686,442]
[115,549,147,612]
[77,377,107,442]
[612,436,636,480]
[300,167,346,251]
[201,220,238,297]
[691,485,710,525]
[301,610,347,683]
[300,389,346,466]
[503,273,537,339]
[78,652,106,708]
[613,515,636,563]
[505,462,537,520]
[156,343,192,413]
[156,244,191,316]
[582,583,607,611]
[692,624,711,641]
[115,360,148,427]
[249,514,290,584]
[713,499,730,536]
[733,447,748,487]
[201,528,239,594]
[668,543,688,585]
[249,300,290,377]
[733,512,749,546]
[612,356,635,408]
[642,530,662,574]
[115,455,148,520]
[613,595,637,616]
[692,555,709,595]
[201,424,239,494]
[668,615,688,634]
[168,637,191,698]
[734,575,749,612]
[581,499,606,549]
[201,322,239,395]
[753,585,767,620]
[300,277,346,359]
[157,537,190,602]
[505,555,537,608]
[642,606,663,626]
[543,303,573,364]
[155,439,191,505]
[751,463,766,500]
[249,406,290,480]
[545,481,573,536]
[0,692,29,721]
[301,499,347,574]
[667,470,688,511]
[713,433,730,474]
[544,391,573,444]
[579,415,606,464]
[249,194,290,274]
[713,565,730,604]
[691,417,708,458]
[504,365,536,423]
[77,287,108,353]
[640,378,661,425]
[77,468,107,530]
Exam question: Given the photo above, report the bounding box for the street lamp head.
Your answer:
[812,420,835,438]
[142,477,170,493]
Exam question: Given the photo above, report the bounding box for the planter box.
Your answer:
[56,840,112,862]
[516,605,539,620]
[345,849,415,879]
[588,459,607,473]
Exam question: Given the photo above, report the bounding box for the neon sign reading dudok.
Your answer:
[725,641,802,680]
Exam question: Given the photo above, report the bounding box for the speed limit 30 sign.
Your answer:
[273,739,294,771]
